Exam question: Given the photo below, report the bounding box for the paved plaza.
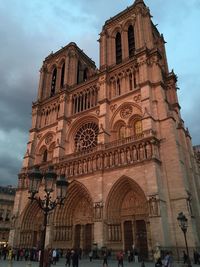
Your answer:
[0,258,154,267]
[0,258,192,267]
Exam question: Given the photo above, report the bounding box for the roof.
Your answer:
[0,186,16,195]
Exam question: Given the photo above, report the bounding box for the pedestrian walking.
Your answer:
[183,251,188,264]
[103,252,108,267]
[89,251,93,262]
[71,250,79,267]
[116,250,124,267]
[52,248,57,265]
[66,249,71,267]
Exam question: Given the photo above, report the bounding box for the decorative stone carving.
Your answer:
[133,94,141,102]
[94,201,103,221]
[110,104,117,112]
[45,134,53,145]
[120,105,133,119]
[75,122,99,152]
[148,195,160,216]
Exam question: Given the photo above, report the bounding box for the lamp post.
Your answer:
[28,165,69,267]
[177,212,192,267]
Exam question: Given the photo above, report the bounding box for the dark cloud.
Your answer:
[0,152,22,186]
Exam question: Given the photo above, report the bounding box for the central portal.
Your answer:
[74,224,92,253]
[106,177,149,258]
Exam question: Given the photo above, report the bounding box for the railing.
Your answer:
[55,134,160,178]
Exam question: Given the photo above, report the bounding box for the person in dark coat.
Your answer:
[65,249,71,267]
[71,250,79,267]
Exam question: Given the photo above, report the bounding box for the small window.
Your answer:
[60,63,65,88]
[128,25,135,58]
[129,73,133,91]
[43,149,48,162]
[83,68,88,81]
[117,78,121,95]
[77,61,81,84]
[51,68,57,96]
[115,32,122,64]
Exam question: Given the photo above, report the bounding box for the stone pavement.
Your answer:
[0,258,192,267]
[0,258,155,267]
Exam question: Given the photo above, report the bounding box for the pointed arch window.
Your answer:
[134,120,143,135]
[77,61,80,84]
[51,68,57,97]
[128,25,135,58]
[115,32,122,64]
[83,68,88,81]
[43,149,48,162]
[60,62,65,88]
[119,125,126,139]
[117,78,121,95]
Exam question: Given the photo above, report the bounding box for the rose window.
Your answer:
[75,122,99,151]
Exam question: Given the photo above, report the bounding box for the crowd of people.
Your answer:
[1,245,200,267]
[0,247,41,261]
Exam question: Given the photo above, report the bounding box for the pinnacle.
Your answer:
[134,0,144,5]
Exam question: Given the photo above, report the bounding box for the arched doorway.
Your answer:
[20,201,43,248]
[106,176,149,259]
[53,181,93,253]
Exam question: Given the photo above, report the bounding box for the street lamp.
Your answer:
[28,165,69,267]
[177,212,192,267]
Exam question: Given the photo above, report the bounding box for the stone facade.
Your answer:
[0,186,16,247]
[10,0,200,259]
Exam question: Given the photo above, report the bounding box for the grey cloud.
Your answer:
[0,154,21,186]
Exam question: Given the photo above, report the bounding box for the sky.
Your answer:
[0,0,200,186]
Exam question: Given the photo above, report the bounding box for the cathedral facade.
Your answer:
[10,0,200,259]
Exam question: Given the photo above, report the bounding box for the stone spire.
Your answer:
[134,0,145,5]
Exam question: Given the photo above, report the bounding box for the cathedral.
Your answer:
[10,0,200,259]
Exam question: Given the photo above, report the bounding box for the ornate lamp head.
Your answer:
[56,175,69,204]
[177,212,188,233]
[44,166,57,194]
[28,166,43,198]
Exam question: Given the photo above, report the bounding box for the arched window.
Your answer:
[83,68,88,81]
[129,73,133,91]
[60,62,65,88]
[51,68,57,97]
[128,25,135,58]
[134,120,143,135]
[119,125,126,139]
[43,149,48,162]
[77,61,80,84]
[115,32,122,64]
[117,78,121,95]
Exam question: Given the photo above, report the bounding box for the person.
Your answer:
[117,251,124,267]
[134,249,139,263]
[8,248,13,261]
[89,250,93,262]
[65,249,71,267]
[71,250,79,267]
[154,245,161,267]
[52,248,57,265]
[164,251,173,267]
[193,250,198,264]
[183,251,188,264]
[127,250,131,262]
[155,258,162,267]
[103,252,108,267]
